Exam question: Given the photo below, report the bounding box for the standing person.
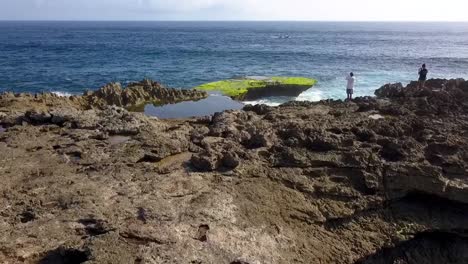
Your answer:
[418,64,428,88]
[346,72,355,100]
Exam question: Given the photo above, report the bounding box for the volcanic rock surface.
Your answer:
[0,79,207,114]
[0,79,467,264]
[84,79,207,109]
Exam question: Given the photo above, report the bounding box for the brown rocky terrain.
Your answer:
[0,78,467,264]
[0,79,207,114]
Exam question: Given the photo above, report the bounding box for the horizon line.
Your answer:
[1,19,468,23]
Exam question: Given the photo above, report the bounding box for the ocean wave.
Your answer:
[296,89,323,102]
[51,91,73,97]
[243,99,282,107]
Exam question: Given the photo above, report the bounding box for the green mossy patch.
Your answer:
[194,76,317,100]
[270,77,316,86]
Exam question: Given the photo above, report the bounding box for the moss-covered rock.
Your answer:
[194,76,317,100]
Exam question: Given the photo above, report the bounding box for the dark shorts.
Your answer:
[346,89,353,95]
[419,78,426,82]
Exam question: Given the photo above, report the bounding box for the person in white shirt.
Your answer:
[346,72,355,100]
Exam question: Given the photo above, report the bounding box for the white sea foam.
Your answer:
[243,99,282,107]
[243,91,324,106]
[296,89,323,102]
[51,91,73,97]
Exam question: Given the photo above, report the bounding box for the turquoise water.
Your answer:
[1,21,468,105]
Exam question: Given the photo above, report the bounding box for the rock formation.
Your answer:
[195,76,317,100]
[83,79,207,109]
[0,79,467,263]
[0,79,207,113]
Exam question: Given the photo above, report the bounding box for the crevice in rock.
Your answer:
[325,191,468,232]
[137,153,162,163]
[18,209,37,223]
[277,178,314,197]
[390,191,468,213]
[355,231,468,264]
[119,232,164,245]
[379,142,405,162]
[66,151,82,163]
[39,247,90,264]
[196,224,210,242]
[137,207,148,224]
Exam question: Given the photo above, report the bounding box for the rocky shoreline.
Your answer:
[0,79,207,115]
[0,79,467,263]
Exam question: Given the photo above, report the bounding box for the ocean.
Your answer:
[1,21,468,106]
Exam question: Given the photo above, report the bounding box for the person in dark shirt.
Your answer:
[418,64,428,88]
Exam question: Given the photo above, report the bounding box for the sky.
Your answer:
[1,0,468,21]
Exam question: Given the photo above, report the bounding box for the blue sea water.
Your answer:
[1,21,468,105]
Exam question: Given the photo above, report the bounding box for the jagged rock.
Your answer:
[243,104,273,115]
[83,79,208,109]
[191,152,219,171]
[0,78,468,264]
[307,136,340,151]
[0,79,208,114]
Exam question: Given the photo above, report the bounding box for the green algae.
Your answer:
[194,76,317,100]
[270,77,316,86]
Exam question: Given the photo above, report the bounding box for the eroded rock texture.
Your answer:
[0,79,467,264]
[83,80,207,109]
[0,79,207,113]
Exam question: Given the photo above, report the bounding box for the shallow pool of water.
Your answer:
[144,95,244,119]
